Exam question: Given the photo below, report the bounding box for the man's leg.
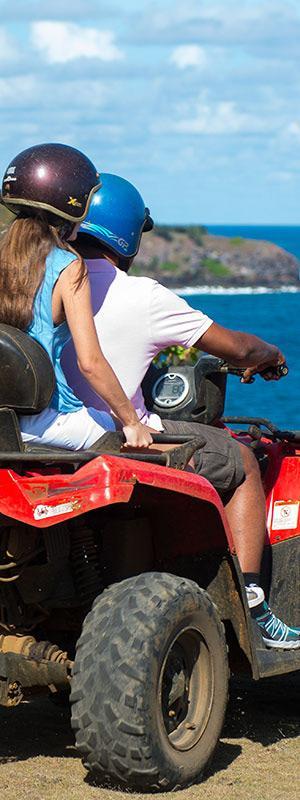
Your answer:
[221,442,300,648]
[162,418,300,649]
[223,443,265,572]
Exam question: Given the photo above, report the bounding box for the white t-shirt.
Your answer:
[61,259,213,431]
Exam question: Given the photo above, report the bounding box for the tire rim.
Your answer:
[159,626,214,751]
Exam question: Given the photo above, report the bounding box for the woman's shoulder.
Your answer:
[46,246,79,273]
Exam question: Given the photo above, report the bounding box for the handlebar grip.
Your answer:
[258,363,289,379]
[221,361,289,381]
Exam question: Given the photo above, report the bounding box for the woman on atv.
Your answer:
[0,143,153,452]
[62,172,300,650]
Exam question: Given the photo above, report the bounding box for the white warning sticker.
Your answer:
[34,501,79,520]
[272,501,299,530]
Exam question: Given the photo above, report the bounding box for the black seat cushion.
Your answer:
[0,324,55,413]
[0,408,24,451]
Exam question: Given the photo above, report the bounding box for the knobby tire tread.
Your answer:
[70,571,228,791]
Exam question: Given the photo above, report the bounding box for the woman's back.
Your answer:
[28,246,83,413]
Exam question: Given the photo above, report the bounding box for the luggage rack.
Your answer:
[222,416,300,444]
[0,432,207,472]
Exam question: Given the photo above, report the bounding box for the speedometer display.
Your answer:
[151,373,189,408]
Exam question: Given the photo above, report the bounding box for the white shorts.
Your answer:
[20,406,116,450]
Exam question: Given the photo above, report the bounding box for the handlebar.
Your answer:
[218,361,289,383]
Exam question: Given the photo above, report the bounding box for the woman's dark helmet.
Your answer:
[1,143,101,227]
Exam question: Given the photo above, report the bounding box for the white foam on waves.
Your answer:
[176,285,299,296]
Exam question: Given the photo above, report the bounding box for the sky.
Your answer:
[1,0,300,224]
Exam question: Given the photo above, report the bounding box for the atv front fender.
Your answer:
[0,454,233,538]
[0,455,260,675]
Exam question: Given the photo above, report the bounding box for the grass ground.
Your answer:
[0,671,299,800]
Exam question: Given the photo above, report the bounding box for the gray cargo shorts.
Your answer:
[162,419,245,494]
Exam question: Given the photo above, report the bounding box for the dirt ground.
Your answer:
[1,672,299,800]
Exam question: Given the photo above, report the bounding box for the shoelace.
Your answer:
[257,606,300,641]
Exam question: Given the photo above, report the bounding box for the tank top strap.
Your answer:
[45,247,78,293]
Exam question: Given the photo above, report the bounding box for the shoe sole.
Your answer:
[263,637,300,650]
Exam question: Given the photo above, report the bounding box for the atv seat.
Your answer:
[0,323,55,452]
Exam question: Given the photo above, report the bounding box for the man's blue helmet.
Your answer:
[79,173,153,258]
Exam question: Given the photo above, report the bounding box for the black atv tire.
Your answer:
[70,572,228,791]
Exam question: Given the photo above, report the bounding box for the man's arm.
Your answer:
[148,282,284,382]
[196,322,285,382]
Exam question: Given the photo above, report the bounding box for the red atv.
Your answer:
[0,324,299,791]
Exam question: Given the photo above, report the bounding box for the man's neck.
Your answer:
[75,236,118,266]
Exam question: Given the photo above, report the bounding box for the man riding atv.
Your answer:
[62,173,300,650]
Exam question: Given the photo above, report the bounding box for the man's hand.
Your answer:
[241,352,286,384]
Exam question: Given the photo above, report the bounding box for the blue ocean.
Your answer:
[180,226,300,430]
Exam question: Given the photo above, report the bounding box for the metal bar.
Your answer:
[0,450,168,465]
[0,433,202,466]
[222,416,281,432]
[99,433,202,445]
[222,417,300,443]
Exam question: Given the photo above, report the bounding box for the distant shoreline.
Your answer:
[177,285,300,296]
[137,225,300,290]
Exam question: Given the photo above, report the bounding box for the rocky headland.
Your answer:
[0,209,299,289]
[134,225,300,289]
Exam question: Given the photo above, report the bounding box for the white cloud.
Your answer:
[31,22,124,64]
[169,100,269,135]
[4,1,116,20]
[268,170,294,182]
[0,75,37,105]
[0,27,17,61]
[0,121,40,146]
[133,0,300,52]
[170,44,207,70]
[286,121,300,137]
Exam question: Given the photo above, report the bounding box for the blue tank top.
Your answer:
[27,247,83,413]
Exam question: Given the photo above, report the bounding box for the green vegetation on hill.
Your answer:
[201,257,230,277]
[155,224,207,246]
[160,261,179,272]
[230,236,245,246]
[0,205,16,230]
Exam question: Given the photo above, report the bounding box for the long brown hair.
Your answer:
[0,214,86,330]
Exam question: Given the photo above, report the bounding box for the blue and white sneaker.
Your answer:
[246,585,300,650]
[255,604,300,649]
